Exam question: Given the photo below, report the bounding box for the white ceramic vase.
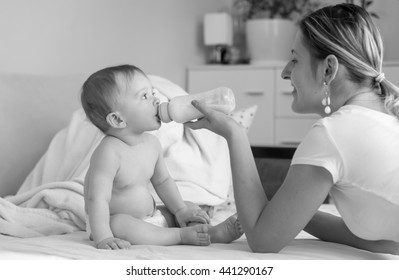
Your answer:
[246,19,297,65]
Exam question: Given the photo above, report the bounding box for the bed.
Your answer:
[0,73,398,261]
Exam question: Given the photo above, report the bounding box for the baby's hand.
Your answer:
[96,237,131,250]
[175,205,210,227]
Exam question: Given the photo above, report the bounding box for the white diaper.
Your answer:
[85,209,168,236]
[143,209,168,228]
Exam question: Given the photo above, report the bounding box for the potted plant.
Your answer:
[346,0,378,18]
[233,0,320,64]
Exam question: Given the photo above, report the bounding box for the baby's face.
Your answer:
[116,72,161,133]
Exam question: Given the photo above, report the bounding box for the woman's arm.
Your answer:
[235,161,332,253]
[305,211,399,255]
[186,100,332,253]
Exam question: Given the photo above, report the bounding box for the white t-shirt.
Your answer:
[292,105,399,242]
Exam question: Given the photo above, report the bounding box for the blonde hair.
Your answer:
[81,65,145,132]
[299,3,399,118]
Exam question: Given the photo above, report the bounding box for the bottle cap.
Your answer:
[158,102,172,123]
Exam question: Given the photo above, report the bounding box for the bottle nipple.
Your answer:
[158,102,172,123]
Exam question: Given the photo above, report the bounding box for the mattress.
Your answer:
[0,204,397,260]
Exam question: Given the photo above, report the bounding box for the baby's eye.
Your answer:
[142,93,148,100]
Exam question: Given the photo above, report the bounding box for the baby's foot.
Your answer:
[180,224,210,246]
[209,214,244,243]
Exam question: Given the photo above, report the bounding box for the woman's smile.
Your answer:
[291,84,297,95]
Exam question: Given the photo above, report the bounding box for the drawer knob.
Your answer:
[245,91,264,96]
[278,139,301,146]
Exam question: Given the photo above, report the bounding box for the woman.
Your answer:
[186,3,399,254]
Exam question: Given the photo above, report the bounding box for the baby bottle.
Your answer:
[158,87,235,123]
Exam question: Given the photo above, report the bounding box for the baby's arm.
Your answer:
[149,137,209,226]
[86,142,130,249]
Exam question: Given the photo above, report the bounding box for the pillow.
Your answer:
[229,105,258,132]
[0,73,84,197]
[213,105,258,210]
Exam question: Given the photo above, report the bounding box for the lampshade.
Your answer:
[203,13,233,46]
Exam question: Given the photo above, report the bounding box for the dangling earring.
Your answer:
[322,81,331,115]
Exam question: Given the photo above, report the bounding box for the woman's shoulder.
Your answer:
[307,104,399,156]
[326,105,396,121]
[314,105,397,133]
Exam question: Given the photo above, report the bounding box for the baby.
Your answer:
[81,64,242,249]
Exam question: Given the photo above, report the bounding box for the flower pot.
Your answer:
[246,19,297,65]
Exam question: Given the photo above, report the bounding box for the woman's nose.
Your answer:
[281,62,291,80]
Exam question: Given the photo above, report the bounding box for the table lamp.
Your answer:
[203,12,233,64]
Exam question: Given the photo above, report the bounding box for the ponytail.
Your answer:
[380,78,399,118]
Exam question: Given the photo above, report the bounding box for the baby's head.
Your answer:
[81,64,146,133]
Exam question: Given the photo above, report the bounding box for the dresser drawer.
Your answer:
[274,118,318,146]
[188,68,275,146]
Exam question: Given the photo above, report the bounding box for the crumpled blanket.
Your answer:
[0,180,85,237]
[0,75,232,237]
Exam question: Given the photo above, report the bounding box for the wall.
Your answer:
[325,0,399,61]
[367,0,399,60]
[0,0,398,89]
[0,0,230,88]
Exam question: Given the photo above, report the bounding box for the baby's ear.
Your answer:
[106,112,127,128]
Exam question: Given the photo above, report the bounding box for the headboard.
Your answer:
[0,74,85,197]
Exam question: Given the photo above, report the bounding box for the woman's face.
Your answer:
[281,30,324,115]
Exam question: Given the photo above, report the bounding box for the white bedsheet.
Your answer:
[0,204,397,260]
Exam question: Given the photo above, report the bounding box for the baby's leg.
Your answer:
[207,213,244,243]
[110,214,210,246]
[157,205,178,227]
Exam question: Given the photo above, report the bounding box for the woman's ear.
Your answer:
[323,54,339,84]
[106,112,127,128]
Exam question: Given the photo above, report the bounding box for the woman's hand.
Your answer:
[184,100,244,139]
